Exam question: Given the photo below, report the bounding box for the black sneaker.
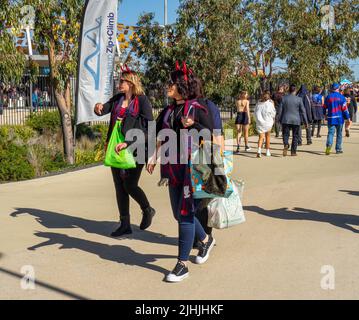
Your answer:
[140,207,156,230]
[111,222,132,237]
[236,145,240,153]
[336,150,344,154]
[195,235,216,264]
[166,261,189,283]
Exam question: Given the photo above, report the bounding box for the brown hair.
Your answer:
[260,91,271,102]
[238,91,248,100]
[121,71,145,96]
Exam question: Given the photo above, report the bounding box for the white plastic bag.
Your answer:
[207,180,245,229]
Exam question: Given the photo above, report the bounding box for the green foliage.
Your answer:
[223,114,257,139]
[278,0,358,87]
[25,111,61,134]
[75,149,99,166]
[29,143,68,175]
[0,125,36,142]
[0,142,35,182]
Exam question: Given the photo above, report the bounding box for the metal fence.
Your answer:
[0,74,244,127]
[0,74,59,126]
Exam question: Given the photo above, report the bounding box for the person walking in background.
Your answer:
[324,83,350,155]
[278,84,308,157]
[254,91,276,158]
[32,88,39,112]
[272,85,285,138]
[297,85,313,145]
[94,68,156,237]
[343,88,357,137]
[311,86,325,138]
[235,91,251,153]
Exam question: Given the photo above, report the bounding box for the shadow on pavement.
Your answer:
[10,208,177,246]
[28,232,174,276]
[244,206,359,234]
[339,190,359,197]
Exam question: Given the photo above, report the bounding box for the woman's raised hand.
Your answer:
[94,103,104,115]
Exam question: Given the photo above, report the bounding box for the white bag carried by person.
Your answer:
[207,179,245,229]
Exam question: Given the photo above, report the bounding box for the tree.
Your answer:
[237,0,287,92]
[278,0,359,88]
[132,0,258,104]
[0,0,26,83]
[22,0,84,164]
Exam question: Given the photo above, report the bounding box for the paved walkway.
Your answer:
[0,125,358,299]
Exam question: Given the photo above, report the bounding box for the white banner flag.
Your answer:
[76,0,118,124]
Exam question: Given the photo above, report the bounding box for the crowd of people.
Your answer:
[92,62,358,284]
[0,83,50,113]
[236,83,357,157]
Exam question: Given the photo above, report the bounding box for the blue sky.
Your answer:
[119,0,358,80]
[119,0,179,26]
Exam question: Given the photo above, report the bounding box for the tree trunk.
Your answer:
[56,91,74,164]
[48,43,74,165]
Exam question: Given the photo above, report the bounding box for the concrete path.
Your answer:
[0,125,358,300]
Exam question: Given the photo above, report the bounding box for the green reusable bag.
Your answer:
[104,120,136,169]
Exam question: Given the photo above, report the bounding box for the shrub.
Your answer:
[0,126,36,143]
[25,110,61,134]
[223,115,257,139]
[0,142,35,181]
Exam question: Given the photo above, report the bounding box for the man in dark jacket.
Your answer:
[278,84,308,156]
[297,84,313,145]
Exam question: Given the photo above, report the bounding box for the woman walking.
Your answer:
[343,88,357,137]
[94,68,156,237]
[311,86,325,138]
[147,63,215,282]
[254,91,276,158]
[235,91,251,153]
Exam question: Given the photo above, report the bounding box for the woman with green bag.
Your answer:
[94,67,156,237]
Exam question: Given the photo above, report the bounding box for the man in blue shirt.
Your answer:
[323,83,350,155]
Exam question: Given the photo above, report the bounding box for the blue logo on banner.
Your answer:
[84,17,102,90]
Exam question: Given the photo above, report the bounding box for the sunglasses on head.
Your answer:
[119,78,131,84]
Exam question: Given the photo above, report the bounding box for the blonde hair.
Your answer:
[121,72,145,96]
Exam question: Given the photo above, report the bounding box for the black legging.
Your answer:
[312,120,322,136]
[111,164,150,218]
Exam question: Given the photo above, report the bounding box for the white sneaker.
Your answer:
[266,150,271,157]
[245,146,251,152]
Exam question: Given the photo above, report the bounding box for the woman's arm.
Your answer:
[94,93,122,116]
[247,100,251,124]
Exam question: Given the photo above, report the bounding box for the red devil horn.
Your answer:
[125,64,132,74]
[182,61,188,74]
[175,61,180,71]
[182,62,188,81]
